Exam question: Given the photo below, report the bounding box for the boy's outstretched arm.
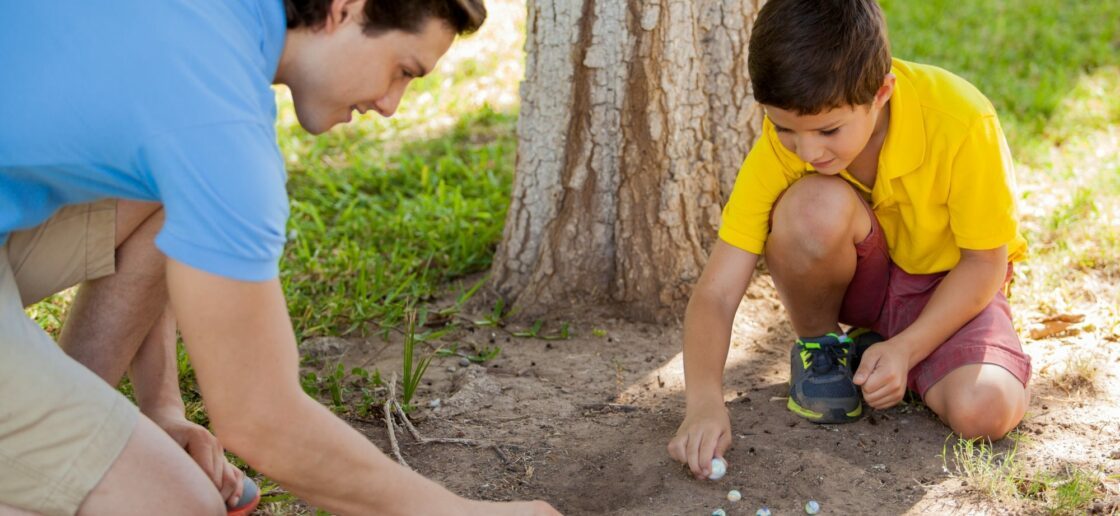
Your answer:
[667,240,758,479]
[853,245,1008,408]
[167,260,560,516]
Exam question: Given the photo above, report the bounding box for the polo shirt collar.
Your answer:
[878,60,926,182]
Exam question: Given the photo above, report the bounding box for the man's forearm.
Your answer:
[229,389,464,515]
[169,260,475,515]
[895,247,1008,367]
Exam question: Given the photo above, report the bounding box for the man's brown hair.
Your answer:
[748,0,891,115]
[285,0,486,36]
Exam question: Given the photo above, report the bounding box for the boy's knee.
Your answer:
[771,176,859,256]
[941,385,1024,440]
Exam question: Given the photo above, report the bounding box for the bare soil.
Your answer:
[289,271,1120,515]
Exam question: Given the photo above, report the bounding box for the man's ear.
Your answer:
[324,0,363,33]
[874,73,896,108]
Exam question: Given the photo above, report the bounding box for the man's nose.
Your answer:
[374,84,406,118]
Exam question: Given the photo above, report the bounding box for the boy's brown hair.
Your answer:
[748,0,891,115]
[285,0,486,36]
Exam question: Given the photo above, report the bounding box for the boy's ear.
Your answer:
[324,0,363,33]
[874,73,896,109]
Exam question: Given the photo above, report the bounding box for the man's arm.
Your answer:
[167,259,555,515]
[854,245,1008,408]
[668,240,758,478]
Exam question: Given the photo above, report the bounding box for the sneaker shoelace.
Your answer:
[800,335,852,374]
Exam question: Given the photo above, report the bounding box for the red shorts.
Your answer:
[836,201,1032,398]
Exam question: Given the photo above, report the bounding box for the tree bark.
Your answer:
[492,0,764,321]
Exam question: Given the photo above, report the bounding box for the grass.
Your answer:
[881,0,1120,154]
[944,435,1105,514]
[1048,351,1101,396]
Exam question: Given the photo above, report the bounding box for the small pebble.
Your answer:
[711,509,727,516]
[708,457,727,480]
[805,500,821,514]
[458,357,471,367]
[428,399,441,409]
[755,508,772,516]
[727,489,742,502]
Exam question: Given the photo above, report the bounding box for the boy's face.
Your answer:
[764,76,894,175]
[280,1,455,134]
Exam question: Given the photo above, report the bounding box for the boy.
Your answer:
[0,0,558,514]
[667,0,1032,479]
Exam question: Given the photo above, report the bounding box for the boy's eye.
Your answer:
[402,68,415,79]
[820,128,839,136]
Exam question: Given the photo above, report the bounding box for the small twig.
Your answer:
[393,401,425,442]
[384,373,410,470]
[389,399,515,465]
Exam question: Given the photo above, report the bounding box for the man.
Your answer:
[0,0,560,514]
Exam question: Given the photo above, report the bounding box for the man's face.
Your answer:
[285,4,455,134]
[764,103,883,176]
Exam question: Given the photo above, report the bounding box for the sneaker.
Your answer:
[787,332,862,423]
[227,476,261,516]
[847,327,885,374]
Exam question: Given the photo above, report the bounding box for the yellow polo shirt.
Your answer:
[719,58,1027,274]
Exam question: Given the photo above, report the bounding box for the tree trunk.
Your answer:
[492,0,764,321]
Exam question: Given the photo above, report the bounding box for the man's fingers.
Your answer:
[185,439,221,486]
[220,462,243,507]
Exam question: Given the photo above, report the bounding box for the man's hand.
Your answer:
[666,401,732,479]
[148,410,244,507]
[852,341,911,409]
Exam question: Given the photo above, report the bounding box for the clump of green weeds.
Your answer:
[399,311,434,412]
[943,434,1104,514]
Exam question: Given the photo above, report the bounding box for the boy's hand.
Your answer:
[852,341,910,409]
[666,402,732,479]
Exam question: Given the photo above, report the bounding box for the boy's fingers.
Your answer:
[853,352,878,385]
[686,431,703,477]
[698,432,719,477]
[667,435,687,464]
[717,430,733,457]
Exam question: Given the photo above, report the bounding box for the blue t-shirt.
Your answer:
[0,0,289,281]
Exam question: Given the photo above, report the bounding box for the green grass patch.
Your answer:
[944,435,1105,514]
[881,0,1120,156]
[280,107,517,337]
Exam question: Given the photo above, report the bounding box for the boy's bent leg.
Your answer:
[767,175,875,423]
[922,364,1029,440]
[906,289,1031,440]
[766,175,873,336]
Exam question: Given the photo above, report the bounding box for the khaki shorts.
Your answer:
[0,200,138,515]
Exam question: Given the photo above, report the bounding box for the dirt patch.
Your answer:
[290,272,1120,515]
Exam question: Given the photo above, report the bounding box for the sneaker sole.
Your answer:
[787,397,862,424]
